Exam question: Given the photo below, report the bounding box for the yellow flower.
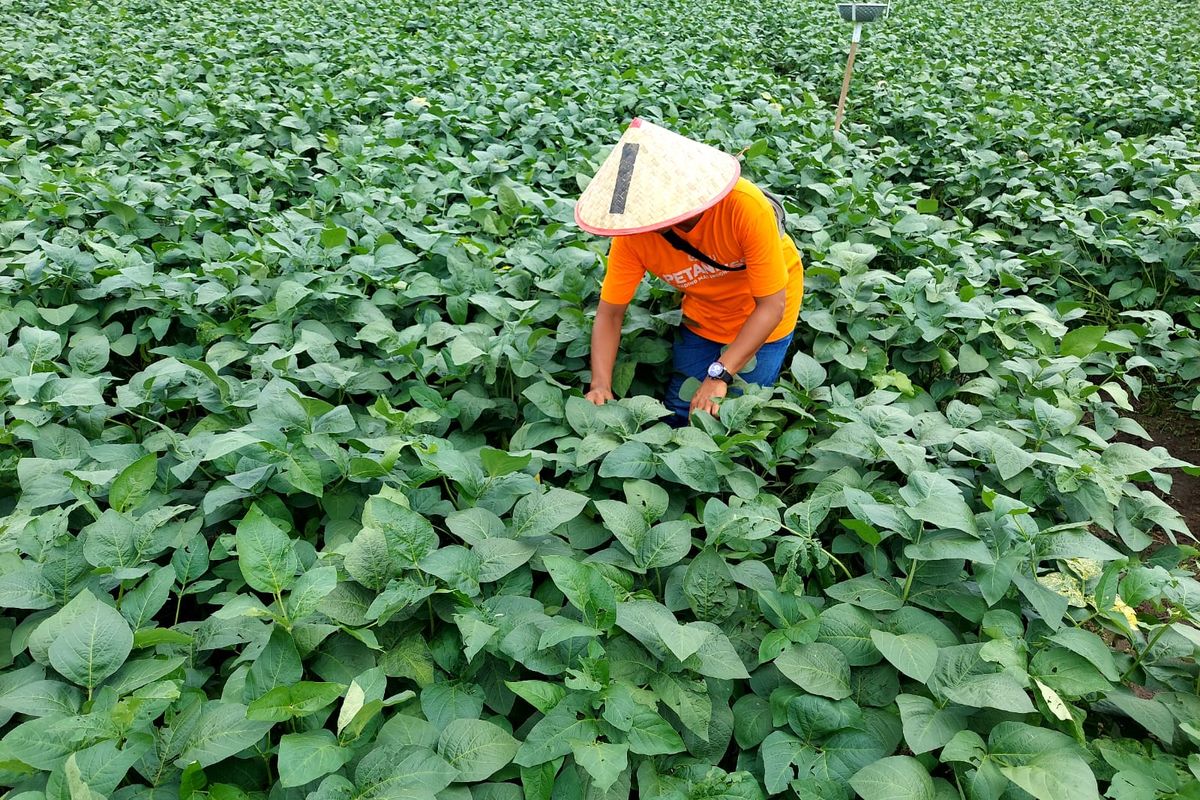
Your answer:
[410,97,430,108]
[1113,595,1140,631]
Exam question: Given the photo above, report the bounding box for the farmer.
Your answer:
[575,118,804,424]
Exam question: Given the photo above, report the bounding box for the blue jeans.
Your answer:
[664,326,794,423]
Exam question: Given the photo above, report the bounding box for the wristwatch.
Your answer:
[706,361,734,385]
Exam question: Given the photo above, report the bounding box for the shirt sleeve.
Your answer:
[599,236,646,305]
[733,193,788,297]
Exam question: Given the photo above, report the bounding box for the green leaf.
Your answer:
[121,565,176,629]
[599,441,658,479]
[381,635,436,687]
[479,447,531,477]
[474,538,536,582]
[1102,691,1176,743]
[1060,325,1107,358]
[1028,648,1113,697]
[246,681,347,721]
[20,326,63,361]
[515,697,600,767]
[733,695,773,749]
[775,642,852,700]
[1048,628,1120,682]
[48,597,133,691]
[278,730,351,788]
[320,225,349,249]
[895,693,969,754]
[420,683,484,730]
[235,504,300,595]
[437,718,520,782]
[109,453,157,512]
[354,744,457,799]
[660,446,720,493]
[850,755,935,800]
[178,701,273,767]
[870,630,938,682]
[929,645,1035,713]
[625,708,686,755]
[82,509,156,569]
[791,352,827,390]
[570,740,627,793]
[543,556,616,629]
[683,547,738,622]
[286,565,338,620]
[988,722,1100,800]
[511,488,589,537]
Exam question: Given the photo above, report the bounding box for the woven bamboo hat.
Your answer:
[574,118,741,236]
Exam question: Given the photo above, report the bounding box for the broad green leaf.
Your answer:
[660,447,720,493]
[988,722,1100,800]
[286,565,338,620]
[235,505,300,594]
[570,740,627,793]
[354,744,457,799]
[514,697,599,767]
[599,441,658,479]
[437,718,519,782]
[420,683,484,730]
[775,643,852,700]
[48,598,133,691]
[1060,325,1107,358]
[178,702,273,767]
[246,681,347,721]
[109,453,157,512]
[870,630,938,682]
[278,730,351,788]
[542,555,616,629]
[791,351,827,391]
[511,488,589,537]
[474,538,536,582]
[479,447,531,477]
[850,755,935,800]
[625,707,686,755]
[895,694,969,754]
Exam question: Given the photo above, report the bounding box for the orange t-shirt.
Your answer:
[599,178,804,344]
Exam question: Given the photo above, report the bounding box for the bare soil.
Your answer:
[1131,409,1200,542]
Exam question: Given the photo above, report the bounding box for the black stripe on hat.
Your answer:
[608,143,640,214]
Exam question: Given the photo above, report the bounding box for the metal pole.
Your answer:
[833,22,862,133]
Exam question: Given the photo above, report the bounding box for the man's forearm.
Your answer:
[719,297,786,374]
[589,312,622,389]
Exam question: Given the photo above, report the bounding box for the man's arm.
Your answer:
[689,289,786,416]
[586,299,628,405]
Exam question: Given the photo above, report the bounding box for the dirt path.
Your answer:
[1134,410,1200,542]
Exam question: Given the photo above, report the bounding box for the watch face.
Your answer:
[707,362,724,379]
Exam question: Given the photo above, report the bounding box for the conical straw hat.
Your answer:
[575,119,741,236]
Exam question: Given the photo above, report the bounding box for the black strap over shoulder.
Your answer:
[658,229,746,272]
[657,189,789,272]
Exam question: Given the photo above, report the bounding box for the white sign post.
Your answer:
[833,3,889,134]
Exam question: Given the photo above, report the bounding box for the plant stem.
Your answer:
[1121,615,1178,682]
[274,589,291,628]
[824,549,854,580]
[900,558,919,603]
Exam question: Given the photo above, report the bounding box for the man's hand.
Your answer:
[586,386,614,406]
[690,378,728,418]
